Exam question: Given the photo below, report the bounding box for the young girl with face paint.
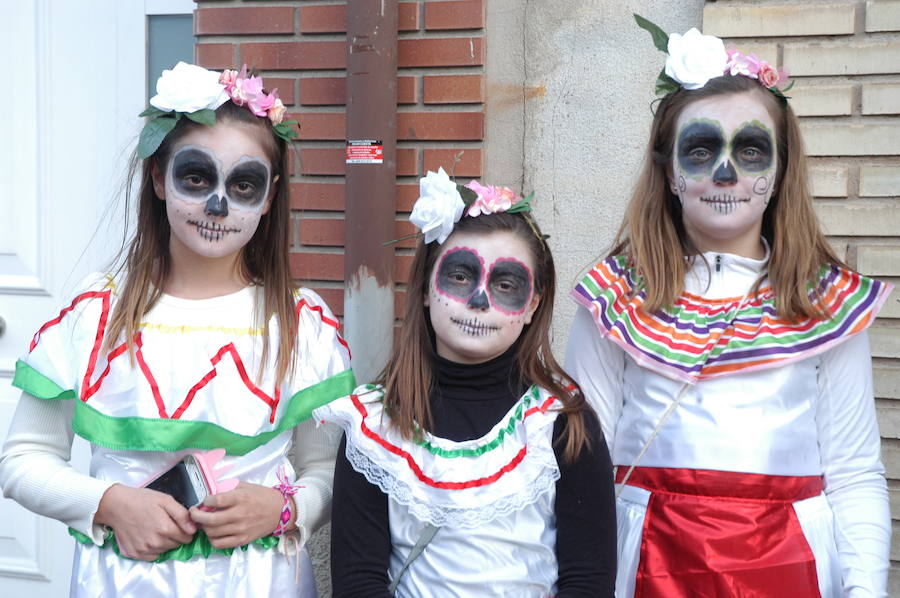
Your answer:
[565,21,892,598]
[0,63,354,597]
[316,170,616,597]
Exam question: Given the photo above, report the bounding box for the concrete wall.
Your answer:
[485,0,704,352]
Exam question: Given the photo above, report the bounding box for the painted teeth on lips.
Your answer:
[188,220,241,233]
[700,194,750,203]
[451,317,500,336]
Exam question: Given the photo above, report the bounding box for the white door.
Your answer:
[0,2,190,595]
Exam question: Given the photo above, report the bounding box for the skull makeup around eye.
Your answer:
[225,157,271,210]
[172,149,220,199]
[434,247,484,305]
[676,120,725,178]
[731,121,774,174]
[488,258,533,314]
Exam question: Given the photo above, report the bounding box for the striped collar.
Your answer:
[572,255,890,384]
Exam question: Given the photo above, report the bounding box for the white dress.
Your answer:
[1,274,354,598]
[316,384,564,598]
[565,251,892,598]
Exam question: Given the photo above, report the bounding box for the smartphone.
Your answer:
[145,455,211,509]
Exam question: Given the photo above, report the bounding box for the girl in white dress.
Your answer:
[565,20,891,598]
[0,63,354,597]
[317,171,617,597]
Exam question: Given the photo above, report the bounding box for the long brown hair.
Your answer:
[380,212,592,462]
[104,100,297,383]
[611,74,844,320]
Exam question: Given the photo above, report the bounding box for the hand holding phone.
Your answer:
[95,483,197,561]
[144,455,211,509]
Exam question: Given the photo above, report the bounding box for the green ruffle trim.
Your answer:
[69,527,280,563]
[14,361,355,456]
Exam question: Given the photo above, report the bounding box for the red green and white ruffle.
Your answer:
[315,384,562,529]
[572,256,891,384]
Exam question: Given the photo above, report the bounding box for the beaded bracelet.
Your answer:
[272,466,303,537]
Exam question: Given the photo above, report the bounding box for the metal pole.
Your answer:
[344,0,398,384]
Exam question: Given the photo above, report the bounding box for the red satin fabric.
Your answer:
[616,467,824,598]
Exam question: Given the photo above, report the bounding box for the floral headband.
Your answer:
[137,62,299,159]
[408,168,535,245]
[635,14,792,100]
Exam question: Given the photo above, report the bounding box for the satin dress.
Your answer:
[13,275,355,598]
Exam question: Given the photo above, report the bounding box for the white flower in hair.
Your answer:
[410,167,465,244]
[150,62,230,113]
[665,28,727,91]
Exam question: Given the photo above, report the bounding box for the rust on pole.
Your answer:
[344,0,398,383]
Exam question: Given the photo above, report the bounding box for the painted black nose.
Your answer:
[467,290,490,310]
[204,194,229,217]
[713,160,738,185]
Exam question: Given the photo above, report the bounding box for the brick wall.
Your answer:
[194,1,484,594]
[195,0,485,323]
[704,0,900,590]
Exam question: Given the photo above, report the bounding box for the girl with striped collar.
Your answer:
[566,20,891,598]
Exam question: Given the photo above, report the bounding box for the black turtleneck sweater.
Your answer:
[330,347,617,597]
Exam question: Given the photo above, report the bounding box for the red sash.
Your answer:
[616,467,824,598]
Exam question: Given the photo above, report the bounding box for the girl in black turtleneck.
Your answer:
[316,184,616,597]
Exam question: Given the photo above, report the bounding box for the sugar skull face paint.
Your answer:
[426,230,540,364]
[671,92,778,256]
[157,122,275,260]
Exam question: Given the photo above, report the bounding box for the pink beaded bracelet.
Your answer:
[272,466,303,537]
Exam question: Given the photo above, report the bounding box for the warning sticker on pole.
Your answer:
[346,139,384,164]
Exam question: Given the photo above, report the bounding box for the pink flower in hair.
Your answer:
[268,96,287,125]
[758,63,780,88]
[725,49,761,79]
[465,180,520,217]
[219,69,238,91]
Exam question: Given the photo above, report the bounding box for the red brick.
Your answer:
[395,289,408,318]
[300,76,416,106]
[291,182,345,211]
[299,4,344,33]
[195,43,235,70]
[399,3,421,31]
[242,41,346,70]
[397,148,418,176]
[395,254,414,282]
[394,219,418,249]
[423,149,482,177]
[195,6,294,36]
[299,3,419,33]
[300,148,345,176]
[288,147,297,177]
[265,77,296,105]
[424,74,484,104]
[301,77,346,106]
[397,112,483,141]
[295,113,347,140]
[301,218,344,246]
[310,287,345,317]
[290,252,344,282]
[397,184,418,211]
[398,76,418,104]
[398,37,483,67]
[424,0,484,30]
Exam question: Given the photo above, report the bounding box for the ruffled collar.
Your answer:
[572,252,890,383]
